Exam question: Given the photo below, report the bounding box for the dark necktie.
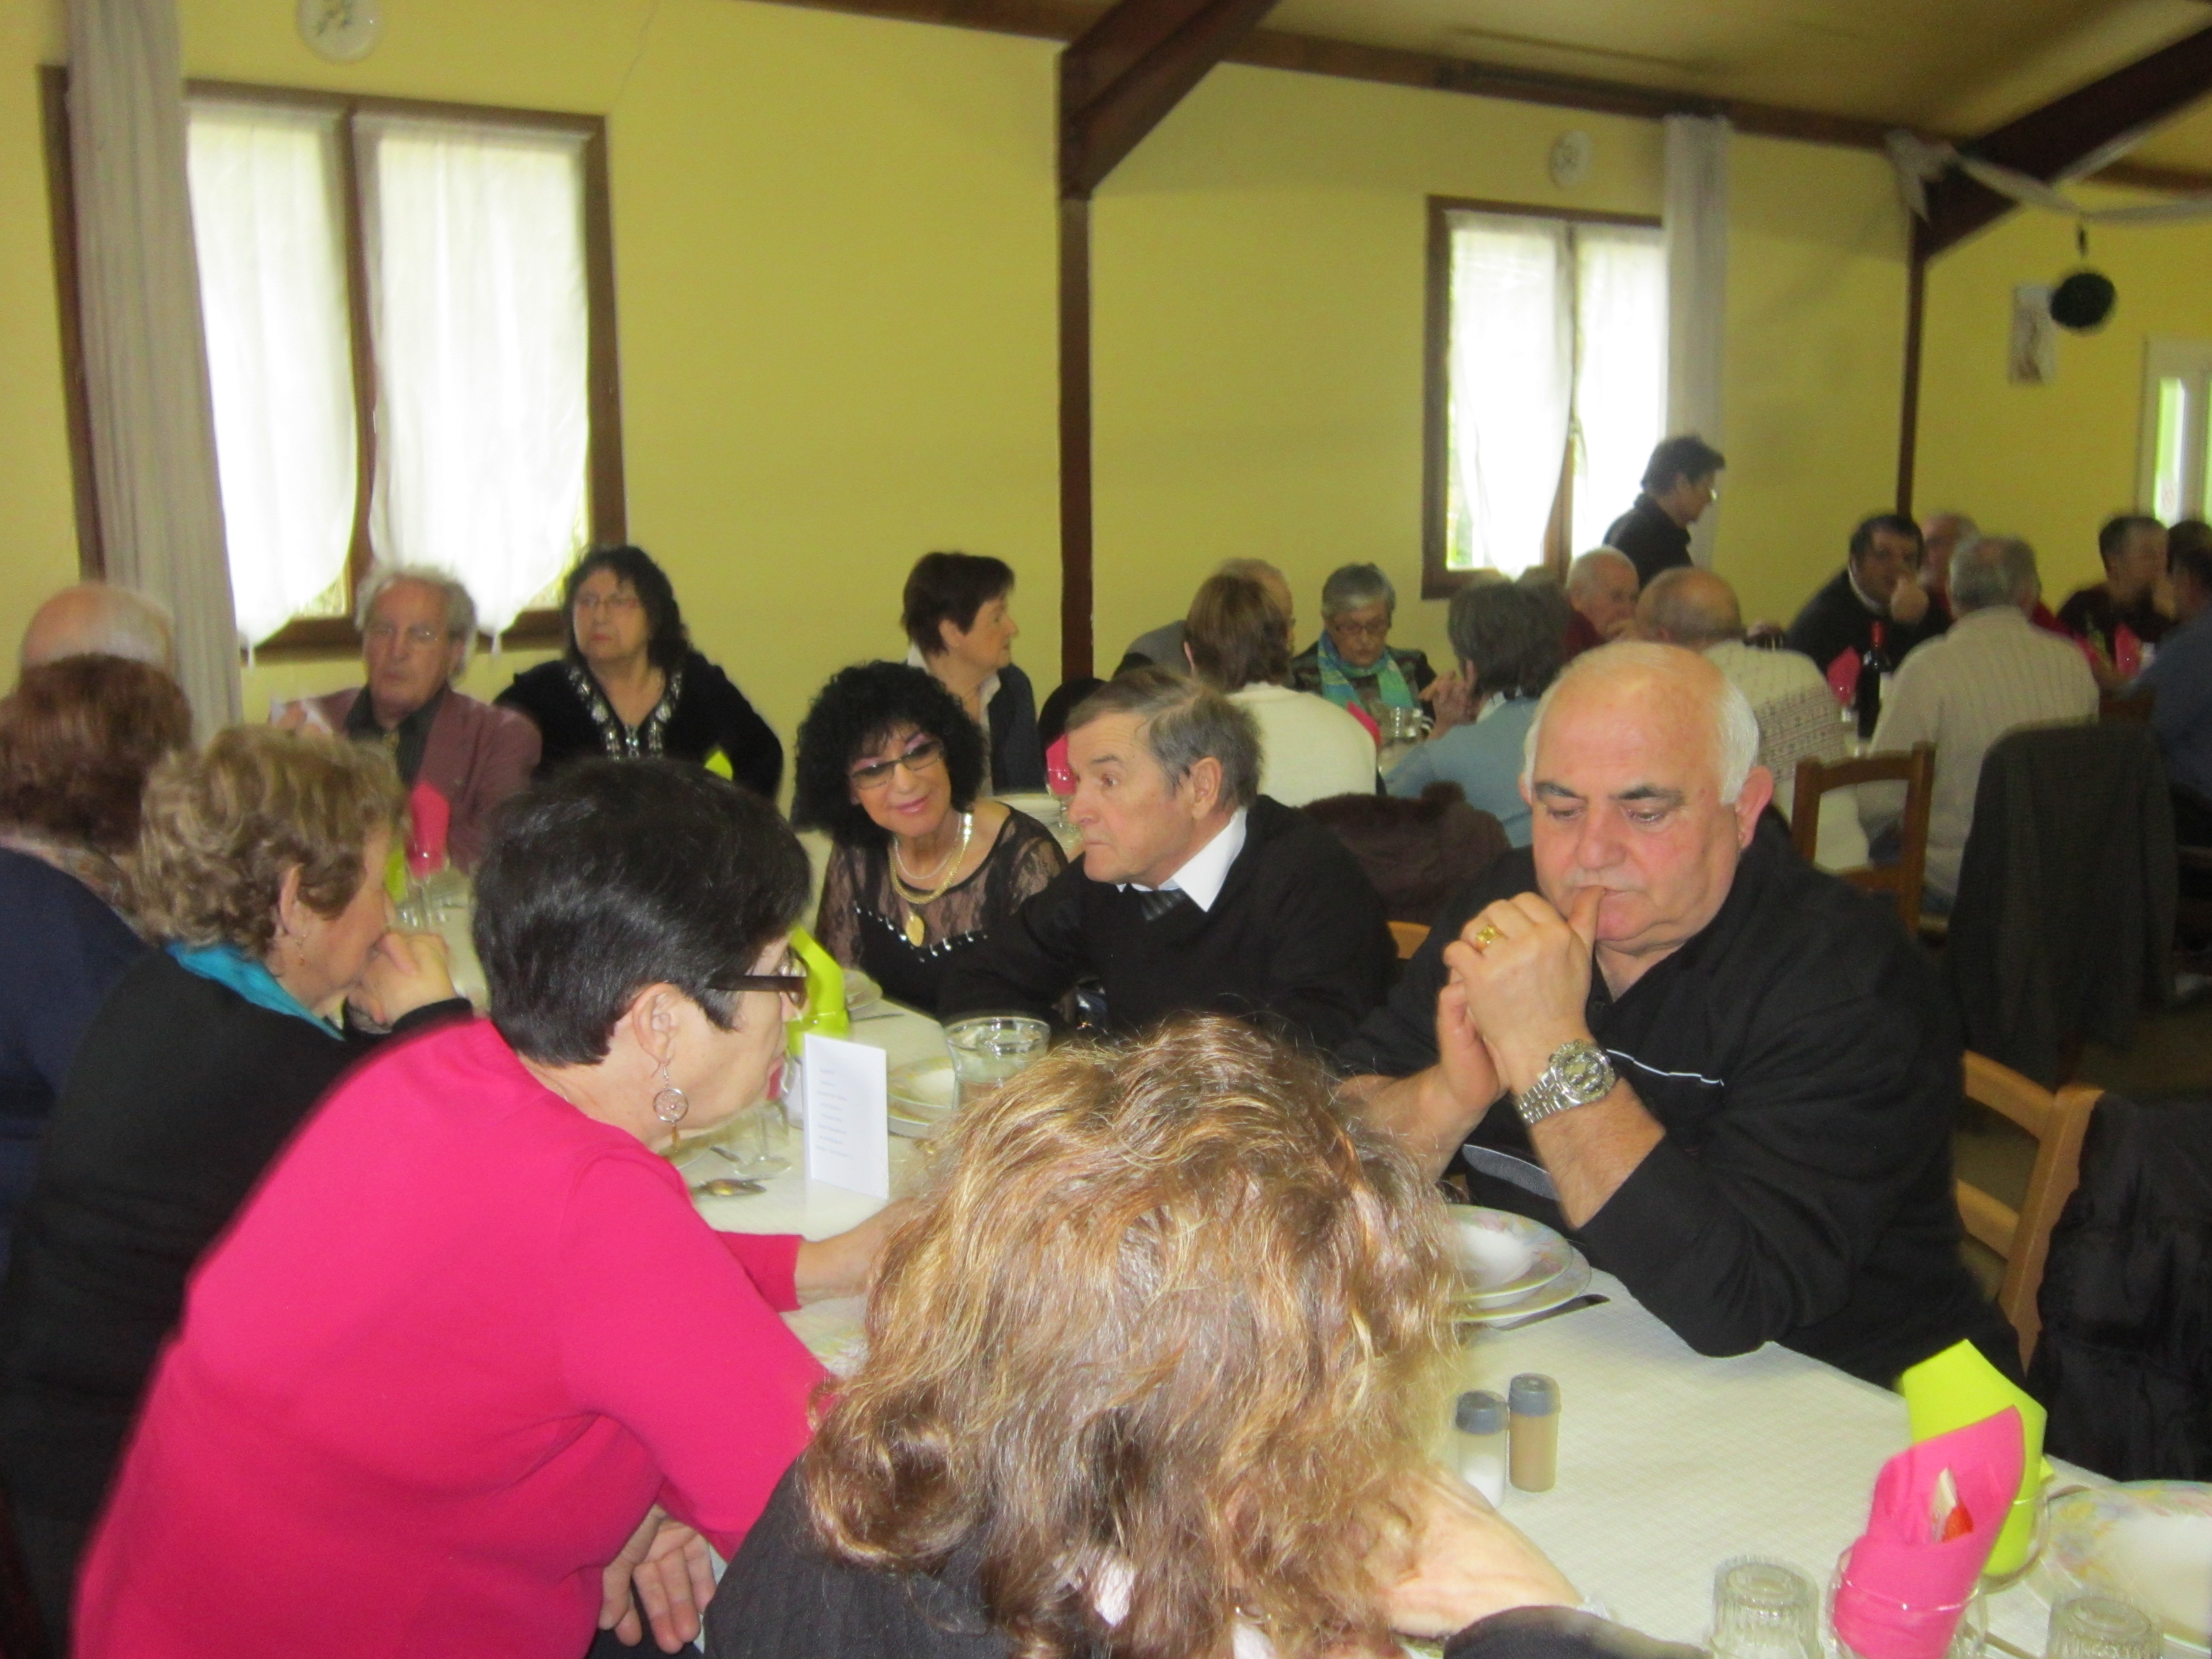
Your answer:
[1133,887,1192,924]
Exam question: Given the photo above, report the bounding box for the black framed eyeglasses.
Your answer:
[712,951,810,997]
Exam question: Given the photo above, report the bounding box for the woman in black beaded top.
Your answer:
[793,663,1063,1015]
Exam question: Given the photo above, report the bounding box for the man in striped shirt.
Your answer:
[1860,534,2098,906]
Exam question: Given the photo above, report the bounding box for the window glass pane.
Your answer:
[1568,226,1666,554]
[2155,376,2188,524]
[186,102,357,644]
[1444,214,1572,574]
[361,118,590,635]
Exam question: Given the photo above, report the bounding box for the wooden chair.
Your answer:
[2099,690,2155,724]
[1388,920,1431,961]
[1791,741,1936,935]
[1956,1051,2102,1369]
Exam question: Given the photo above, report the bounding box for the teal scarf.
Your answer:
[167,942,341,1038]
[1316,633,1417,711]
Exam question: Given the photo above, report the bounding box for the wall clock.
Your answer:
[297,0,383,63]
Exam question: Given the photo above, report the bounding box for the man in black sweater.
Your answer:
[1787,512,1948,735]
[1602,434,1724,588]
[939,669,1392,1051]
[1339,643,2012,1387]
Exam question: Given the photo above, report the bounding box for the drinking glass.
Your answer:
[714,1098,791,1179]
[1711,1557,1823,1659]
[943,1016,1050,1107]
[2046,1596,2162,1659]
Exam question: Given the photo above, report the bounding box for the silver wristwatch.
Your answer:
[1513,1039,1616,1127]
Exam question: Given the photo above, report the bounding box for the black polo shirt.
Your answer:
[1602,495,1693,588]
[1337,820,2009,1385]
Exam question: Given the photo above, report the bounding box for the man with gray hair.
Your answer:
[1860,534,2098,905]
[1338,644,2015,1384]
[18,583,175,674]
[1562,548,1639,659]
[939,667,1391,1047]
[277,565,539,870]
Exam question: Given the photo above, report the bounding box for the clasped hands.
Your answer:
[1436,885,1605,1119]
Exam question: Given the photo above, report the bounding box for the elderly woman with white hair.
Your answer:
[279,564,541,870]
[1290,563,1435,724]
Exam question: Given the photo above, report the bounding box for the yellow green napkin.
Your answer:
[1897,1339,2050,1578]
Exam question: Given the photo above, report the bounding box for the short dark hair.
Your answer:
[1848,513,1923,565]
[1641,434,1725,493]
[902,552,1015,658]
[563,546,690,673]
[1066,668,1262,811]
[2168,519,2212,590]
[0,655,193,853]
[2098,514,2164,565]
[1185,572,1288,691]
[1448,582,1562,703]
[791,662,987,847]
[473,760,809,1067]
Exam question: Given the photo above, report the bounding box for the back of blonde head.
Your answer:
[805,1018,1459,1659]
[134,727,404,954]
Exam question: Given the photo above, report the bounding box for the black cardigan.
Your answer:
[703,1465,1699,1659]
[937,796,1392,1052]
[0,953,466,1521]
[496,649,783,797]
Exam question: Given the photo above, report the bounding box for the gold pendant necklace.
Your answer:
[892,812,974,948]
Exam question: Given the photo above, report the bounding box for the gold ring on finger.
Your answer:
[1472,923,1504,950]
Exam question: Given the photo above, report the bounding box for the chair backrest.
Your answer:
[1790,741,1936,934]
[2099,690,2155,724]
[1303,784,1509,925]
[1388,920,1430,961]
[1955,1051,2101,1369]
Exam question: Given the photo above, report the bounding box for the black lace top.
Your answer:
[814,809,1066,1016]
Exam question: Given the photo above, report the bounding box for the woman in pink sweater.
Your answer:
[78,761,885,1659]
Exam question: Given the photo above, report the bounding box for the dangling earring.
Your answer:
[652,1058,689,1126]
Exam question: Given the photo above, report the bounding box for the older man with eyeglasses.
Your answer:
[278,565,540,870]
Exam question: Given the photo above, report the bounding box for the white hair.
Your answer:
[1520,642,1761,804]
[1565,547,1636,599]
[353,564,479,673]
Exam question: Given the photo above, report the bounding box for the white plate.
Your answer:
[1455,1249,1592,1327]
[843,968,883,1019]
[2031,1483,2212,1656]
[888,1057,957,1138]
[1445,1205,1572,1308]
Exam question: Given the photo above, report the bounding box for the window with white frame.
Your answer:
[1424,201,1667,589]
[182,89,620,650]
[2139,337,2212,524]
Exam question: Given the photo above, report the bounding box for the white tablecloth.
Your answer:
[691,1007,2065,1655]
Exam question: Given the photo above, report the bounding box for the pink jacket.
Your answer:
[78,1018,823,1659]
[307,687,540,870]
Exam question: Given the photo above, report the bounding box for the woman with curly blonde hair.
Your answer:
[706,1017,1593,1659]
[0,727,464,1652]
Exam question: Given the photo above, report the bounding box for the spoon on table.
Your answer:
[690,1177,764,1199]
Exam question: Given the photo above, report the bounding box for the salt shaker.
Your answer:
[1453,1390,1507,1503]
[1508,1373,1559,1492]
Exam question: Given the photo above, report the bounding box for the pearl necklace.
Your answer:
[890,812,974,947]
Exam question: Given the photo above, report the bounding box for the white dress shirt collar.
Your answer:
[1125,806,1248,913]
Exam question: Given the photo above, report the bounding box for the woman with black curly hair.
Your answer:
[793,663,1064,1014]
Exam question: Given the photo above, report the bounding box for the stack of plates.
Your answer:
[887,1058,957,1138]
[1445,1205,1591,1325]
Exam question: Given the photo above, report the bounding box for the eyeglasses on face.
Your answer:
[714,950,810,998]
[573,589,642,615]
[366,622,449,649]
[1331,616,1392,641]
[848,735,946,791]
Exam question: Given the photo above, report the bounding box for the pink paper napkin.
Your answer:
[406,783,451,877]
[1826,648,1862,706]
[1831,1408,2022,1659]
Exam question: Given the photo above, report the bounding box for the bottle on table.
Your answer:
[1854,622,1892,740]
[1453,1389,1508,1504]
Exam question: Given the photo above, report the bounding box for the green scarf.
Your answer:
[1316,632,1417,711]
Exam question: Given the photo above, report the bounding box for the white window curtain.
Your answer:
[1446,215,1573,575]
[361,118,590,637]
[1664,114,1730,567]
[185,103,358,647]
[1569,227,1668,553]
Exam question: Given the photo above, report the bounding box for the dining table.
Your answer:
[684,1000,2087,1659]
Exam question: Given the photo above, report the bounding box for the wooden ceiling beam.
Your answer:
[1919,21,2212,255]
[1060,0,1281,196]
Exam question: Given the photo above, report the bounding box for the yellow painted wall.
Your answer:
[15,0,2200,734]
[1915,190,2212,603]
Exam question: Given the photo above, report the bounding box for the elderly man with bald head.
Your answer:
[1561,549,1638,660]
[1339,644,2012,1385]
[18,584,174,674]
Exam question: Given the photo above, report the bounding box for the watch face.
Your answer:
[1556,1042,1614,1103]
